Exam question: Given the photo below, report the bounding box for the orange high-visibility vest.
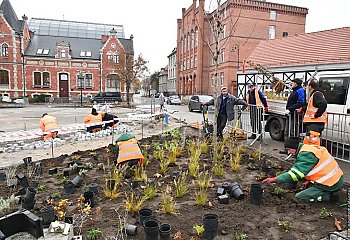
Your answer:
[299,144,343,187]
[40,115,58,133]
[246,89,262,109]
[117,138,144,165]
[303,91,327,123]
[303,130,321,146]
[84,114,102,125]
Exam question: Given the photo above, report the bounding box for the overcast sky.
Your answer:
[8,0,350,73]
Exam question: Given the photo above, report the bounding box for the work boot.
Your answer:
[330,188,347,203]
[279,149,288,154]
[248,134,256,139]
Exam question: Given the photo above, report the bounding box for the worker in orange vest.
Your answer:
[245,83,268,140]
[40,113,59,141]
[115,133,144,167]
[263,137,344,203]
[84,108,103,133]
[303,79,327,146]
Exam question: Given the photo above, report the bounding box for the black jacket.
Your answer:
[310,90,327,118]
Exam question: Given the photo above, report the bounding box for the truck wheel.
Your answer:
[269,119,284,141]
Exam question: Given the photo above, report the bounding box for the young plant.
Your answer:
[143,184,157,200]
[197,171,212,189]
[230,150,241,171]
[174,172,188,198]
[194,187,207,206]
[251,150,260,160]
[51,192,61,199]
[169,128,181,139]
[124,192,146,213]
[36,185,46,192]
[111,165,127,187]
[256,172,267,181]
[212,161,225,177]
[277,219,291,232]
[189,159,199,178]
[200,140,208,154]
[69,163,79,173]
[193,225,205,236]
[320,207,332,218]
[0,195,20,217]
[273,186,285,197]
[59,176,69,185]
[168,150,177,165]
[86,228,102,240]
[161,186,177,215]
[97,163,105,171]
[132,166,147,182]
[235,233,248,240]
[79,169,88,177]
[71,155,80,161]
[103,178,121,200]
[85,162,93,170]
[159,158,170,174]
[141,145,150,167]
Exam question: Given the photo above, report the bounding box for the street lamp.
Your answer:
[15,31,26,96]
[77,72,85,107]
[232,44,240,71]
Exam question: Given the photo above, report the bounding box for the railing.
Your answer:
[45,97,91,106]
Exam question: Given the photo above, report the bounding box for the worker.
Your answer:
[303,79,327,146]
[205,87,248,139]
[101,112,119,129]
[245,83,268,140]
[40,113,59,141]
[159,92,165,110]
[115,133,144,167]
[84,108,103,133]
[263,137,344,203]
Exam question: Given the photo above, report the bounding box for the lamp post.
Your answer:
[15,31,26,96]
[78,72,85,107]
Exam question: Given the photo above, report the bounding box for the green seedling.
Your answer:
[251,150,260,160]
[212,162,225,177]
[159,158,170,174]
[189,160,199,178]
[169,128,181,139]
[193,225,205,236]
[256,172,267,181]
[143,184,157,200]
[59,176,69,185]
[237,174,244,181]
[124,192,146,213]
[132,166,147,182]
[235,233,248,240]
[320,207,332,218]
[36,185,46,192]
[277,219,291,232]
[161,186,177,215]
[51,192,61,199]
[69,163,79,172]
[85,162,93,170]
[174,172,188,198]
[230,150,241,172]
[273,186,285,197]
[79,169,87,177]
[194,187,207,206]
[197,171,212,189]
[86,228,102,240]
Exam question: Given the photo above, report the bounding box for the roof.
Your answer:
[25,35,133,59]
[0,0,23,32]
[28,18,125,39]
[247,27,350,68]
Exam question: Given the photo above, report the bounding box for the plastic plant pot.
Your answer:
[16,173,29,188]
[31,181,39,188]
[143,219,159,240]
[218,194,229,204]
[23,157,32,167]
[71,176,83,188]
[139,208,153,226]
[250,183,263,206]
[40,206,55,227]
[159,223,171,240]
[17,187,26,196]
[83,191,95,207]
[229,183,245,200]
[125,224,138,236]
[67,161,75,167]
[0,171,6,181]
[130,180,139,189]
[203,213,219,240]
[88,183,99,194]
[34,163,42,176]
[25,187,37,201]
[261,164,272,173]
[63,169,70,178]
[217,187,225,196]
[64,216,73,224]
[48,168,58,175]
[22,200,36,210]
[222,182,231,193]
[64,182,75,194]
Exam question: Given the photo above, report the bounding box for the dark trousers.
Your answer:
[305,123,325,136]
[249,107,263,136]
[217,113,227,138]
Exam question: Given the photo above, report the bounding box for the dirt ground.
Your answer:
[0,126,348,240]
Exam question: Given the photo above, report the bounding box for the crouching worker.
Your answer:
[263,137,344,203]
[115,133,144,167]
[84,108,102,133]
[101,112,119,129]
[40,113,59,141]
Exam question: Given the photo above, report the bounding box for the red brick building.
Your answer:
[177,0,308,96]
[0,0,133,99]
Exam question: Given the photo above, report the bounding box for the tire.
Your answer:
[269,119,284,141]
[188,104,193,112]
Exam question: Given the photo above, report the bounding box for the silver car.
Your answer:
[188,95,214,112]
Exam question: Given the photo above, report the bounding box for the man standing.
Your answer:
[206,87,248,139]
[263,137,344,203]
[245,83,268,139]
[159,92,165,110]
[303,79,327,146]
[40,113,59,141]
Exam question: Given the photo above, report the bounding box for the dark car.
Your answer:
[188,95,214,112]
[91,92,122,104]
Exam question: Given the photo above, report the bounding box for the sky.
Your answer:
[8,0,350,73]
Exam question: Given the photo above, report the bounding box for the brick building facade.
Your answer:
[0,0,133,99]
[177,0,308,96]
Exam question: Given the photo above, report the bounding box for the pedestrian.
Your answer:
[205,87,248,139]
[40,113,59,141]
[263,137,344,203]
[84,108,103,133]
[245,83,268,140]
[159,92,165,110]
[115,133,144,167]
[303,79,327,146]
[101,112,119,129]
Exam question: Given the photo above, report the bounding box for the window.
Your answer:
[221,48,225,63]
[223,7,227,19]
[107,51,113,61]
[190,58,193,68]
[106,74,120,91]
[37,49,43,54]
[80,51,86,57]
[282,32,288,37]
[212,57,215,66]
[1,43,8,57]
[211,74,214,86]
[0,70,9,86]
[181,38,184,54]
[61,49,66,58]
[34,72,41,86]
[270,10,277,20]
[222,25,226,39]
[43,72,50,86]
[194,56,197,67]
[195,28,198,47]
[220,72,224,86]
[34,72,51,87]
[43,49,50,55]
[77,73,93,88]
[269,25,276,39]
[191,31,194,49]
[113,53,119,64]
[86,51,92,57]
[319,76,349,105]
[187,34,190,51]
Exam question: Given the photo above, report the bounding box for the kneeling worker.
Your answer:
[101,112,119,129]
[263,137,344,202]
[115,133,144,167]
[84,108,103,133]
[40,113,59,141]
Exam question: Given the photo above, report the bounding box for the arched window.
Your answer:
[191,31,194,49]
[1,43,8,57]
[195,27,198,47]
[0,70,9,87]
[113,52,119,64]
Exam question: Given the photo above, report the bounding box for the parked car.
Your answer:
[91,92,122,104]
[188,95,214,112]
[166,95,181,105]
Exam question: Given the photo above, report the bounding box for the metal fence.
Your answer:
[45,97,91,106]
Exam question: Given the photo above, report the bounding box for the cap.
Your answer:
[248,83,256,87]
[291,78,302,85]
[221,86,227,91]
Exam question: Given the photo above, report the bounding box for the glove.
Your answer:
[302,181,311,189]
[264,107,268,113]
[297,107,302,115]
[284,109,290,115]
[262,177,278,185]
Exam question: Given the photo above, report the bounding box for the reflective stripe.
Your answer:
[119,151,143,159]
[316,165,340,184]
[291,168,305,179]
[288,170,298,181]
[306,156,333,176]
[119,143,139,151]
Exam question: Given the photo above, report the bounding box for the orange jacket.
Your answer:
[40,115,58,133]
[246,89,262,109]
[303,91,327,123]
[117,138,144,165]
[84,113,102,125]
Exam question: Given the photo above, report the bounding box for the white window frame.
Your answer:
[43,49,50,55]
[269,25,276,39]
[222,25,226,39]
[220,72,224,86]
[270,10,277,20]
[37,49,43,54]
[1,43,9,57]
[221,48,225,63]
[61,49,66,58]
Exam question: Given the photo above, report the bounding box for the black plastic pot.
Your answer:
[143,219,159,240]
[0,171,6,181]
[159,223,171,240]
[218,194,229,204]
[217,187,225,196]
[71,176,83,187]
[88,183,99,194]
[16,173,29,188]
[83,191,95,207]
[261,164,272,173]
[31,181,39,188]
[40,206,55,227]
[64,182,75,194]
[34,163,42,176]
[229,182,245,200]
[67,161,74,167]
[139,208,153,226]
[222,182,231,193]
[203,213,219,240]
[48,168,57,175]
[25,187,37,201]
[130,180,139,189]
[17,187,26,196]
[250,183,263,206]
[22,200,36,210]
[125,224,138,236]
[23,157,32,167]
[63,169,70,177]
[64,216,73,224]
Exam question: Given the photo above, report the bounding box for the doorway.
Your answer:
[59,73,69,98]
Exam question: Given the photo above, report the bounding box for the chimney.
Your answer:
[101,35,108,43]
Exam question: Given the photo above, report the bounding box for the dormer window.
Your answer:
[86,51,92,57]
[80,51,86,57]
[37,49,43,54]
[61,49,66,58]
[43,49,50,55]
[80,51,92,58]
